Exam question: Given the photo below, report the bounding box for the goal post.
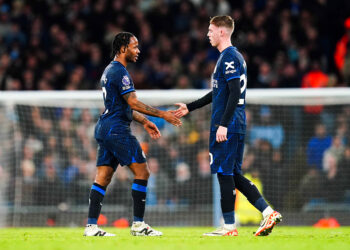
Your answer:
[0,88,350,227]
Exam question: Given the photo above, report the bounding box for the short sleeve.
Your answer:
[221,53,241,82]
[114,68,135,95]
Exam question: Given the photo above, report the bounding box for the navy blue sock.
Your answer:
[132,179,147,222]
[87,183,106,224]
[234,174,268,212]
[254,197,269,212]
[223,211,235,224]
[218,174,236,224]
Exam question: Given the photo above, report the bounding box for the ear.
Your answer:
[121,45,127,54]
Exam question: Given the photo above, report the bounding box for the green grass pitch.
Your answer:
[1,227,350,250]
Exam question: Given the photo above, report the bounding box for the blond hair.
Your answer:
[210,15,234,33]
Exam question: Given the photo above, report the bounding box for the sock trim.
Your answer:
[133,216,143,222]
[92,184,106,196]
[87,218,98,225]
[132,183,147,192]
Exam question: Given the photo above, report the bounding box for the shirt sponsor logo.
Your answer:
[225,61,235,70]
[225,61,235,74]
[225,69,236,74]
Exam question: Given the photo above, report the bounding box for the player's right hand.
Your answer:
[172,103,189,118]
[162,111,182,127]
[143,121,161,139]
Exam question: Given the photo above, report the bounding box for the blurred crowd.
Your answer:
[243,104,350,209]
[7,104,213,208]
[1,0,350,91]
[0,102,348,213]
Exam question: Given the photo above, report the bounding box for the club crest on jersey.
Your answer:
[122,75,131,90]
[225,61,236,74]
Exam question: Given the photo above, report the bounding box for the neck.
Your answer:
[114,56,127,67]
[217,39,232,53]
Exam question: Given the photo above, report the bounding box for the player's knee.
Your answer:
[133,165,150,180]
[95,175,112,186]
[104,174,113,185]
[95,169,114,186]
[140,168,150,179]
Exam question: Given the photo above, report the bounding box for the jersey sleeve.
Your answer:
[221,53,241,82]
[113,68,135,96]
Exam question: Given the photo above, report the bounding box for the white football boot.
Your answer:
[203,224,238,236]
[83,224,116,236]
[254,211,282,236]
[130,221,163,236]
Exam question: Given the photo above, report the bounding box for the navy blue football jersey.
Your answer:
[95,61,135,139]
[211,46,247,134]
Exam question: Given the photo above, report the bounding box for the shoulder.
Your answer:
[109,63,128,75]
[224,47,244,62]
[219,48,242,76]
[221,48,241,67]
[107,63,129,80]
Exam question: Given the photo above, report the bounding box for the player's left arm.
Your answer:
[216,78,241,143]
[132,110,148,125]
[132,111,161,139]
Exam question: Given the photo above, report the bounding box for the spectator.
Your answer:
[0,1,349,90]
[337,146,350,192]
[323,136,345,177]
[334,17,350,83]
[301,61,329,89]
[20,145,36,205]
[146,157,170,205]
[193,148,212,205]
[301,61,329,133]
[322,142,348,202]
[108,167,132,206]
[250,106,284,150]
[174,161,192,205]
[35,154,64,206]
[298,123,332,205]
[306,123,332,171]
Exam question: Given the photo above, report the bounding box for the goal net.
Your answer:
[0,88,349,227]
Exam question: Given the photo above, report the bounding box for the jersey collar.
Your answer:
[221,46,234,54]
[111,60,126,68]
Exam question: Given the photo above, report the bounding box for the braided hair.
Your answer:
[111,32,135,58]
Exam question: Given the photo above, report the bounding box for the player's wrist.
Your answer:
[142,118,150,125]
[185,104,190,113]
[159,110,166,118]
[186,103,195,112]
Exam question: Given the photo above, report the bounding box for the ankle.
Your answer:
[262,206,274,218]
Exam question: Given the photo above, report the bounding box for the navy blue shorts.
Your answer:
[209,132,245,175]
[96,133,146,171]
